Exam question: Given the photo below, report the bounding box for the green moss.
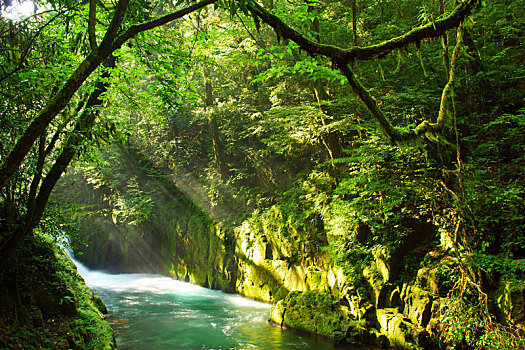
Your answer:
[279,290,364,343]
[0,233,114,349]
[270,300,286,326]
[92,295,108,314]
[363,263,386,306]
[305,267,329,290]
[495,279,525,326]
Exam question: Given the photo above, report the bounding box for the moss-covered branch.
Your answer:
[337,63,409,141]
[337,28,463,143]
[411,27,464,140]
[248,0,474,143]
[247,0,478,65]
[0,0,219,190]
[0,55,117,275]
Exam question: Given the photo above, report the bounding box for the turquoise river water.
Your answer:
[71,256,364,350]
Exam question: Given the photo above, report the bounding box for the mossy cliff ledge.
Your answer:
[55,145,525,348]
[0,233,114,349]
[58,166,525,348]
[235,207,436,348]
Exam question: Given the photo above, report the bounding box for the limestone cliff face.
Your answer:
[56,170,524,349]
[233,207,363,344]
[234,207,341,302]
[57,172,437,347]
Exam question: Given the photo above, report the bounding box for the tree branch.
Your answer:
[0,0,219,191]
[26,132,46,220]
[249,0,476,143]
[110,0,219,51]
[247,0,477,65]
[31,55,117,230]
[88,0,97,50]
[436,27,463,129]
[337,62,409,141]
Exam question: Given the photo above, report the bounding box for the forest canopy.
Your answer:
[1,0,524,347]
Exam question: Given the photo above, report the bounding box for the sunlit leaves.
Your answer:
[254,105,326,155]
[110,176,155,226]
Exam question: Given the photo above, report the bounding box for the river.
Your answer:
[71,256,358,349]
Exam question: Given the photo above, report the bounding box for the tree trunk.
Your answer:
[0,0,130,190]
[313,81,343,159]
[204,68,230,181]
[307,1,343,159]
[0,55,117,277]
[351,0,358,46]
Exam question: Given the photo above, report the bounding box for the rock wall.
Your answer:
[234,207,338,302]
[56,167,524,349]
[60,172,446,348]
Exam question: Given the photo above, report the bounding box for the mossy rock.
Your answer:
[60,287,78,318]
[235,257,289,302]
[0,233,115,349]
[93,295,108,314]
[401,285,433,327]
[363,263,386,307]
[305,267,329,291]
[376,308,429,349]
[270,300,286,327]
[279,290,361,343]
[494,279,525,327]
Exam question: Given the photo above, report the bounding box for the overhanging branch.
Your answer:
[248,0,477,143]
[111,0,220,51]
[248,0,478,65]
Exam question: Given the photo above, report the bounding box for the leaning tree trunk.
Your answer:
[0,55,117,278]
[0,0,220,190]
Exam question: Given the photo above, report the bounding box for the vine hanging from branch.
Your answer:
[245,0,479,144]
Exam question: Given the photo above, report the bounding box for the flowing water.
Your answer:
[70,256,359,349]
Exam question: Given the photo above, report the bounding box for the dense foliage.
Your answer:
[1,0,524,348]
